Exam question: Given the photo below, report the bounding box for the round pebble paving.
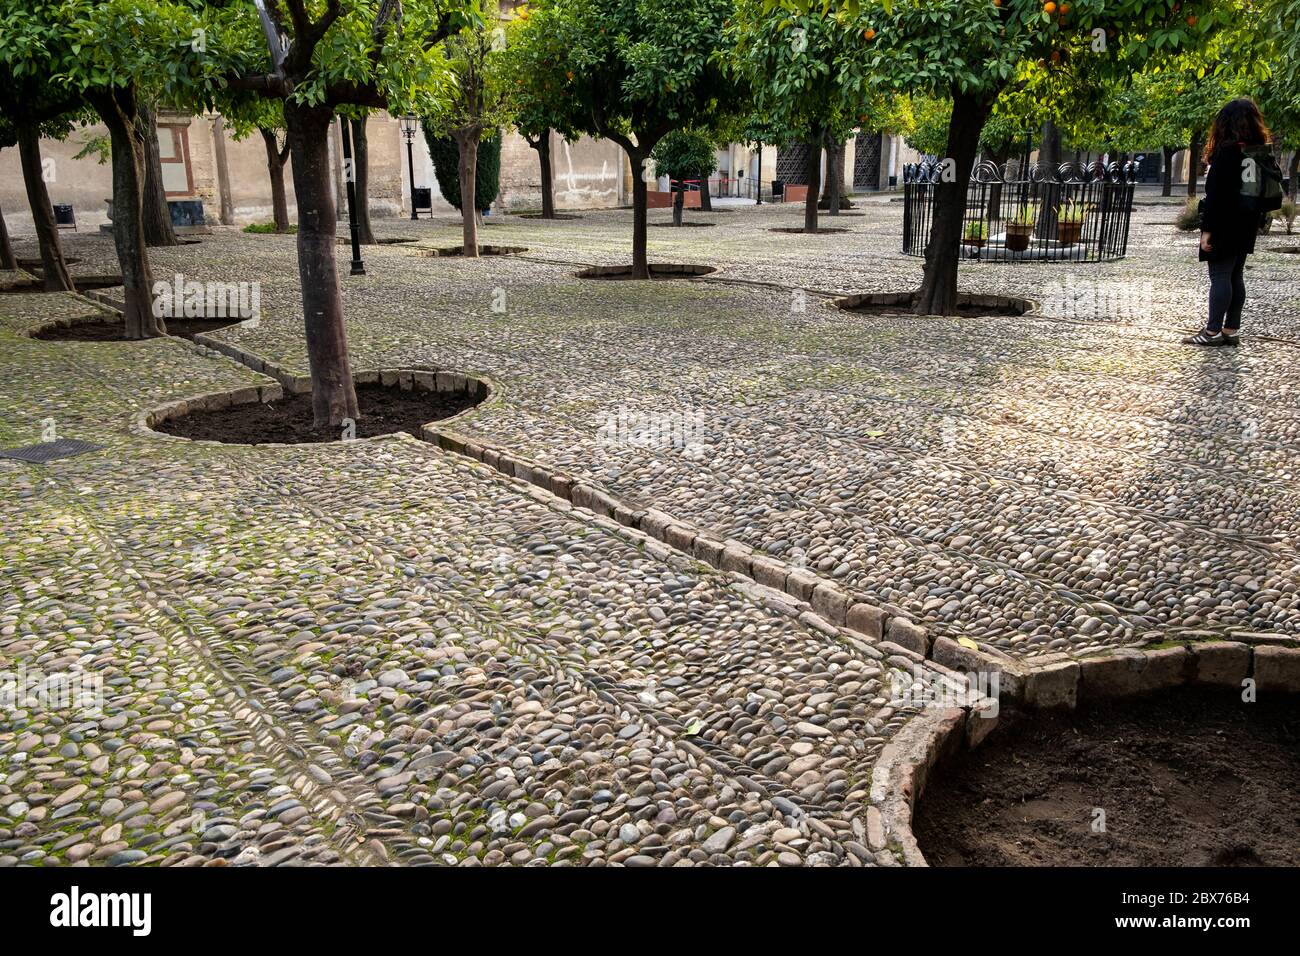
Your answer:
[1,195,1297,866]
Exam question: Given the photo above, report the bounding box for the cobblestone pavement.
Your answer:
[2,197,1297,866]
[1,281,933,867]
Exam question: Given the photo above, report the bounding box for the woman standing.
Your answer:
[1184,98,1273,346]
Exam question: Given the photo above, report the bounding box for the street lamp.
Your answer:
[754,140,763,205]
[338,119,365,276]
[401,114,419,220]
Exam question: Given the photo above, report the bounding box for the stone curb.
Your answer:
[426,425,928,652]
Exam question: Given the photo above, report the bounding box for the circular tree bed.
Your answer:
[1,275,126,295]
[769,226,853,235]
[154,376,485,445]
[576,264,717,280]
[650,221,716,228]
[834,290,1033,318]
[1269,246,1300,255]
[416,245,528,257]
[519,213,582,220]
[913,688,1300,867]
[32,316,249,342]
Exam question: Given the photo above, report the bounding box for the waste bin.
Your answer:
[53,204,76,230]
[771,179,785,200]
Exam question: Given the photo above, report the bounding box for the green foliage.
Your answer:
[726,1,870,146]
[425,6,516,143]
[524,0,744,155]
[244,221,297,234]
[1056,200,1091,224]
[502,5,583,145]
[903,93,1032,159]
[425,130,502,211]
[651,130,718,181]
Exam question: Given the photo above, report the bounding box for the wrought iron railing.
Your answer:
[903,160,1138,262]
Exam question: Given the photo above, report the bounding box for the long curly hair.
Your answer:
[1203,97,1270,162]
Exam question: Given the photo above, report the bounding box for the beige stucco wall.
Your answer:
[3,115,922,234]
[0,125,116,233]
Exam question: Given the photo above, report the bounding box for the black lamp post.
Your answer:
[401,114,419,220]
[754,140,763,205]
[338,119,365,276]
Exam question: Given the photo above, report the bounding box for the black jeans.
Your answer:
[1207,253,1247,333]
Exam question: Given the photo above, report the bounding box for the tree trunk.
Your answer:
[819,137,848,213]
[260,128,292,232]
[454,130,480,256]
[0,199,15,272]
[630,149,649,279]
[1039,120,1061,172]
[672,181,684,225]
[94,87,163,338]
[350,116,376,245]
[913,89,994,316]
[536,133,555,218]
[1288,150,1299,200]
[17,123,74,292]
[1161,146,1174,197]
[138,102,178,247]
[1187,132,1202,197]
[698,174,712,212]
[804,133,822,232]
[285,100,360,428]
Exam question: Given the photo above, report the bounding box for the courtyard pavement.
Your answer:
[1,197,1298,866]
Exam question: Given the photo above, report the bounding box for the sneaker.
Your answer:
[1182,329,1226,346]
[1221,329,1240,346]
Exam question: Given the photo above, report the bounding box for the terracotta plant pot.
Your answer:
[1004,222,1032,252]
[963,238,985,249]
[1057,221,1083,245]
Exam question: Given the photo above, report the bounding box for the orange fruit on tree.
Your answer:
[863,28,876,40]
[1187,14,1197,25]
[1044,1,1056,12]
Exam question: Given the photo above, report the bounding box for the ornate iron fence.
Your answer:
[902,160,1138,262]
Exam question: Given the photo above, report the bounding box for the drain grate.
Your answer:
[0,438,105,463]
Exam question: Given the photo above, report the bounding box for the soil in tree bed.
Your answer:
[156,382,479,445]
[519,213,582,220]
[576,264,717,280]
[769,227,853,235]
[649,222,716,228]
[33,317,247,342]
[913,688,1300,867]
[835,291,1031,318]
[416,245,528,257]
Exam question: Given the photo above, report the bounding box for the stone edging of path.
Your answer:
[132,333,497,441]
[424,423,935,654]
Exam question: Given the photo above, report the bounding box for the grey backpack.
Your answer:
[1240,145,1284,213]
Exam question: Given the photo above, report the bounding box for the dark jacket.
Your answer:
[1199,142,1264,262]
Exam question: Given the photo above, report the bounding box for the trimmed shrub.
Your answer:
[423,129,502,212]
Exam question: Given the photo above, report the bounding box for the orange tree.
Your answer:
[815,0,1222,314]
[526,0,745,279]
